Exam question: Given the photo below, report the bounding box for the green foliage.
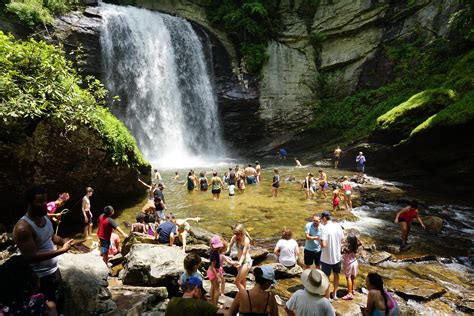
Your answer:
[5,1,53,26]
[207,0,280,74]
[410,91,474,136]
[94,107,147,167]
[0,31,147,169]
[309,37,471,145]
[3,0,77,27]
[309,30,326,48]
[240,42,267,74]
[444,50,474,93]
[376,89,456,130]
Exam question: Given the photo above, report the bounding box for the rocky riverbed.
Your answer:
[1,170,473,315]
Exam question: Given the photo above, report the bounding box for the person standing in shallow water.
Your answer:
[255,161,262,183]
[394,200,425,251]
[271,168,280,197]
[356,152,366,181]
[210,172,225,200]
[333,146,342,169]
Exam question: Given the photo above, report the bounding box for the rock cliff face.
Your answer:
[95,0,464,155]
[313,0,461,96]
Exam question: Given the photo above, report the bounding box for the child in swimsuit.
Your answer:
[341,176,353,211]
[332,185,341,212]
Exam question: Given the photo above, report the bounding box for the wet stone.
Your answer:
[189,227,215,244]
[332,292,365,316]
[416,215,443,233]
[407,263,471,290]
[185,244,210,257]
[386,277,446,301]
[369,251,392,265]
[109,253,124,266]
[121,233,158,256]
[110,285,168,316]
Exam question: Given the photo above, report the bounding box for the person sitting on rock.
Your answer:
[274,227,299,269]
[166,277,228,315]
[228,266,278,315]
[285,269,334,316]
[131,213,147,234]
[156,214,177,246]
[394,200,425,251]
[364,273,399,316]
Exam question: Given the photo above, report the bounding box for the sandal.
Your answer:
[342,294,353,300]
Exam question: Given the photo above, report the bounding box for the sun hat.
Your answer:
[301,269,329,295]
[210,235,224,249]
[259,265,277,284]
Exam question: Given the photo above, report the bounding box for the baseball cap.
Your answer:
[184,276,203,288]
[259,266,277,284]
[321,210,331,219]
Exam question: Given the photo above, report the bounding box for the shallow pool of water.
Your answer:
[118,163,352,240]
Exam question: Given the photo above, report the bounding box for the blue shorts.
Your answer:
[100,238,110,255]
[357,165,365,172]
[321,261,341,276]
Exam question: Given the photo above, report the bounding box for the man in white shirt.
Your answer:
[320,211,344,300]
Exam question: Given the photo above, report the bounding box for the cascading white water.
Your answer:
[100,3,225,168]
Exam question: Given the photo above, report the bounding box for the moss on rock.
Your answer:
[373,88,456,144]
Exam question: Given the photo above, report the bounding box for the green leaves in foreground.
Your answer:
[0,31,147,169]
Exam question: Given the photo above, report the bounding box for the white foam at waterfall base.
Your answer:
[100,3,227,168]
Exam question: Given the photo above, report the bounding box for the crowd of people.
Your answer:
[2,148,425,316]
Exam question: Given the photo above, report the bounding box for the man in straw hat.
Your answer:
[285,269,335,316]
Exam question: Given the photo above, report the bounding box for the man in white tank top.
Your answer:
[13,186,75,314]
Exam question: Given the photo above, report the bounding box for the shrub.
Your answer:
[0,31,147,169]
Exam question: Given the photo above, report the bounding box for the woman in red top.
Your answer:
[394,200,426,250]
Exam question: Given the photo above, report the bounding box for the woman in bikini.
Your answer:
[228,224,253,290]
[228,266,278,316]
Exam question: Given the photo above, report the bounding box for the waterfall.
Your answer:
[100,3,225,168]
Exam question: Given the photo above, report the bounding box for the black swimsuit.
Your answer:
[240,290,270,316]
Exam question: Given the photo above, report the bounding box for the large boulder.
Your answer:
[59,253,116,315]
[189,227,215,244]
[121,244,186,295]
[418,216,444,233]
[121,233,158,257]
[266,263,303,279]
[369,251,392,265]
[185,244,210,258]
